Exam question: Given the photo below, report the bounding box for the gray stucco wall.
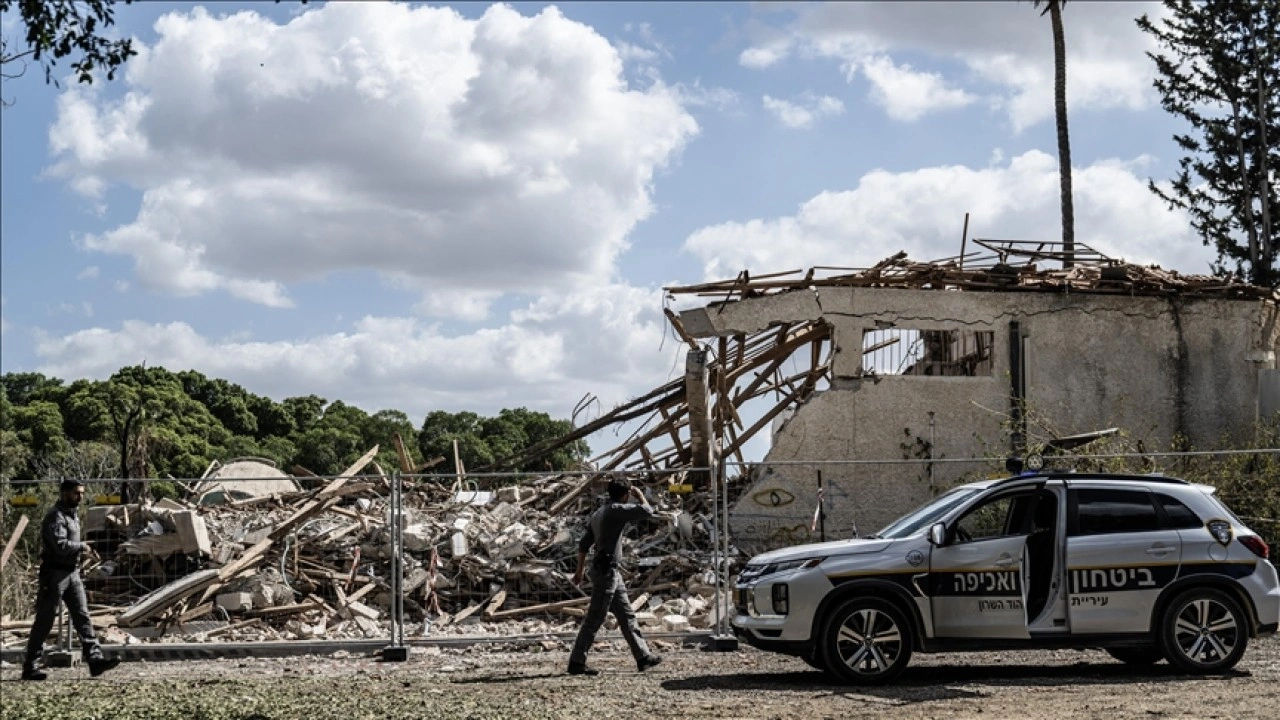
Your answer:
[681,288,1279,552]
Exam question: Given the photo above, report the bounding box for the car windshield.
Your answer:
[873,486,983,539]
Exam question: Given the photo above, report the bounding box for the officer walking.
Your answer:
[22,479,120,681]
[567,474,662,676]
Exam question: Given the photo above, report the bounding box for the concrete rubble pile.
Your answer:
[1,449,739,647]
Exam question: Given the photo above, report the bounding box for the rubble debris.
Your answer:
[3,444,742,647]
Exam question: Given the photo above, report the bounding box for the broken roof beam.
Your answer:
[475,379,686,472]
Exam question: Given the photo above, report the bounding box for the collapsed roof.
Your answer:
[494,240,1276,478]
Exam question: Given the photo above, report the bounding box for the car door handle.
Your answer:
[995,555,1016,568]
[1145,545,1174,556]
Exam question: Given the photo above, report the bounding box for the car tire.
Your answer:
[1160,588,1249,674]
[1105,647,1165,665]
[821,597,913,685]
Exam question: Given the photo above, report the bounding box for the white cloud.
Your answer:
[739,45,788,69]
[860,55,976,121]
[46,3,698,308]
[77,266,100,280]
[762,93,845,129]
[683,150,1213,281]
[739,3,1166,130]
[30,283,680,421]
[617,41,659,63]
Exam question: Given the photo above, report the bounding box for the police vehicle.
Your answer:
[732,471,1280,684]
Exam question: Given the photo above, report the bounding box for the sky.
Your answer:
[0,1,1214,460]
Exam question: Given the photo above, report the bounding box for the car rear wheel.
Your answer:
[1105,647,1165,665]
[1160,588,1248,674]
[821,598,913,685]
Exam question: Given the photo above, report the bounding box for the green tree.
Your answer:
[1138,0,1279,286]
[418,410,494,474]
[0,430,31,480]
[1033,0,1076,267]
[179,371,259,437]
[282,395,326,436]
[0,381,12,430]
[97,365,232,483]
[0,0,137,93]
[61,380,110,443]
[249,395,295,439]
[0,372,64,406]
[12,400,68,457]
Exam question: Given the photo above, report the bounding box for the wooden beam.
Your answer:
[0,514,29,571]
[393,433,415,474]
[663,307,701,351]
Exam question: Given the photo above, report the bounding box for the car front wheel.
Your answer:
[1160,588,1248,674]
[821,598,913,685]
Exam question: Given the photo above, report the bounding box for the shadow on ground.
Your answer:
[660,662,1247,705]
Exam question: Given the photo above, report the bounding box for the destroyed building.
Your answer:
[663,240,1280,549]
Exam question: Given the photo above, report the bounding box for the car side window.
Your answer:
[1155,493,1202,529]
[953,494,1024,543]
[1073,489,1159,536]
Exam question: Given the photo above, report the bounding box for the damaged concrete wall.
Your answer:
[681,287,1279,551]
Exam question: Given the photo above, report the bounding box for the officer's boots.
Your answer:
[21,663,47,681]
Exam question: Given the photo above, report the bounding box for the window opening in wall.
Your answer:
[861,328,994,377]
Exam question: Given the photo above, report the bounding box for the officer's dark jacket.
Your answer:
[579,501,655,571]
[41,503,85,571]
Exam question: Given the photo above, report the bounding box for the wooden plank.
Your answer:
[246,601,322,618]
[178,602,214,624]
[393,432,415,474]
[483,589,508,617]
[447,601,483,625]
[202,618,261,639]
[0,514,30,571]
[662,307,701,351]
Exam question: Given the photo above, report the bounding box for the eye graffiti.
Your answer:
[752,488,796,508]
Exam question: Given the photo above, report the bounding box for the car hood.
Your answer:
[748,538,894,564]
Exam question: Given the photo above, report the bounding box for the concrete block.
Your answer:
[173,511,212,556]
[662,614,690,632]
[215,592,253,613]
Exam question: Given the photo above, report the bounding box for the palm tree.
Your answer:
[1033,0,1075,268]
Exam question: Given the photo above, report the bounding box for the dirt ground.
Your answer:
[1,634,1277,719]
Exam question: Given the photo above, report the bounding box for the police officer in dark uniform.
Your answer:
[567,474,662,676]
[22,479,120,681]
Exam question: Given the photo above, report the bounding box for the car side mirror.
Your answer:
[928,522,947,547]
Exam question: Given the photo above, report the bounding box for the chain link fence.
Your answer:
[2,448,1276,663]
[1,467,733,663]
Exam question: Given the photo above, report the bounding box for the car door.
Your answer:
[1065,486,1181,635]
[930,490,1033,639]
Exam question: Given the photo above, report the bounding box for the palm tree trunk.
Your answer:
[1049,1,1075,268]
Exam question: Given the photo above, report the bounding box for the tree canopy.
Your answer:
[0,366,589,483]
[0,0,137,89]
[1138,0,1279,286]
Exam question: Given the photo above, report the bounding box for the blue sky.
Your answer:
[0,2,1211,458]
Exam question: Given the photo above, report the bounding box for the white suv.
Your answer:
[732,472,1280,684]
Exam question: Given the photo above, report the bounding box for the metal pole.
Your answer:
[817,470,825,543]
[382,471,407,661]
[928,411,937,495]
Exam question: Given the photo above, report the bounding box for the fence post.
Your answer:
[707,457,738,651]
[382,471,407,662]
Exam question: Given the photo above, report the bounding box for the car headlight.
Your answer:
[742,557,824,582]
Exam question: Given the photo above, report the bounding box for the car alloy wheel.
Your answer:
[1161,588,1248,674]
[822,598,913,685]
